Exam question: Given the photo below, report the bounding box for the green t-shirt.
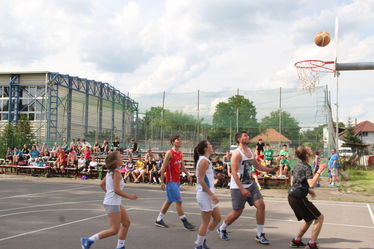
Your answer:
[264,149,274,160]
[280,149,289,157]
[279,159,289,165]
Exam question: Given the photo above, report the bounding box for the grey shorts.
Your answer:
[104,204,121,214]
[230,184,263,210]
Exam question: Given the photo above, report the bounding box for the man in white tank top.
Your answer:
[218,131,278,245]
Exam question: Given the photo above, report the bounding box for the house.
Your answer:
[249,128,291,145]
[339,120,374,145]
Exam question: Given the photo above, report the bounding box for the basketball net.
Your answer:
[295,60,335,90]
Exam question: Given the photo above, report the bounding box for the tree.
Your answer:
[343,118,362,144]
[300,125,325,151]
[260,111,301,144]
[210,95,258,148]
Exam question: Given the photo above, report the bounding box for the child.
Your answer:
[263,144,274,167]
[134,155,146,183]
[313,152,321,187]
[288,146,327,249]
[278,155,290,177]
[81,151,138,249]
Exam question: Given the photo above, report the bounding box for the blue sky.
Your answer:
[0,0,373,124]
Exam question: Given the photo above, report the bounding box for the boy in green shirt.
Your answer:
[278,155,290,177]
[263,144,274,167]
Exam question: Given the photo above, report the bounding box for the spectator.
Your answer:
[78,154,86,172]
[6,147,13,163]
[112,137,120,151]
[34,142,41,151]
[279,144,290,159]
[145,149,156,183]
[251,165,262,190]
[328,149,339,187]
[70,138,76,147]
[62,138,69,151]
[54,148,67,174]
[126,138,138,155]
[101,139,109,153]
[50,142,59,158]
[28,146,40,165]
[313,152,321,187]
[223,151,232,177]
[83,146,91,167]
[278,155,290,178]
[88,157,98,173]
[82,139,91,148]
[67,147,78,168]
[21,144,30,160]
[134,155,146,183]
[77,138,83,151]
[13,147,24,165]
[264,144,274,167]
[256,138,265,156]
[93,140,101,153]
[124,156,136,182]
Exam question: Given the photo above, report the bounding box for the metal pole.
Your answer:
[160,91,165,150]
[335,76,339,153]
[236,88,239,132]
[336,62,374,71]
[279,87,282,147]
[197,89,200,142]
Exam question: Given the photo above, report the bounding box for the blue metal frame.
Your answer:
[7,74,20,123]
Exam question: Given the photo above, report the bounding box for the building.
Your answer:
[249,128,291,146]
[0,72,138,144]
[338,120,374,153]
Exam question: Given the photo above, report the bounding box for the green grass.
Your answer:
[341,169,374,194]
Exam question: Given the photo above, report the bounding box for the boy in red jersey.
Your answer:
[155,135,196,231]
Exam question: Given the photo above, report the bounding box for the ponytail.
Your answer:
[194,140,209,168]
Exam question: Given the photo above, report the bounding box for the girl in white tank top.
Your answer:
[193,141,221,249]
[81,152,138,249]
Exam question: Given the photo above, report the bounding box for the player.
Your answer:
[154,135,195,231]
[217,131,278,244]
[194,140,221,249]
[80,151,138,249]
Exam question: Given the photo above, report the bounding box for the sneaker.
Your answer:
[116,247,125,249]
[305,242,319,249]
[195,246,203,249]
[155,219,169,228]
[255,233,270,245]
[316,183,320,187]
[80,237,94,249]
[289,238,306,248]
[217,228,230,241]
[328,183,335,187]
[181,218,196,231]
[202,239,210,249]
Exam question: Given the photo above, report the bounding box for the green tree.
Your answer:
[343,118,362,144]
[300,124,325,151]
[260,111,301,144]
[210,95,258,148]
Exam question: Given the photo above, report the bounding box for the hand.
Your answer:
[210,194,219,203]
[270,166,279,173]
[319,163,328,171]
[161,182,166,191]
[309,190,316,199]
[240,188,251,197]
[129,194,138,200]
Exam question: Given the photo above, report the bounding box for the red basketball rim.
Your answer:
[294,59,335,73]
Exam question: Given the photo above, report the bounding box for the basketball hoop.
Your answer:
[294,60,335,90]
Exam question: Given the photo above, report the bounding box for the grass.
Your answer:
[341,169,374,194]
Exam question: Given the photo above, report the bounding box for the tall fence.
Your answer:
[132,85,333,153]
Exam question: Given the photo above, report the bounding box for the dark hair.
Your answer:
[283,144,287,147]
[315,151,319,156]
[235,131,248,143]
[266,143,270,146]
[158,153,163,159]
[170,135,180,144]
[193,140,209,167]
[295,145,310,162]
[106,151,120,172]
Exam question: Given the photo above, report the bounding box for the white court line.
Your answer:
[131,207,374,229]
[367,203,374,224]
[0,186,93,200]
[0,208,103,218]
[0,200,102,212]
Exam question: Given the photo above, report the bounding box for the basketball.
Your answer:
[314,31,331,47]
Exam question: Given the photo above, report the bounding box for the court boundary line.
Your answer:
[0,200,102,212]
[367,203,374,224]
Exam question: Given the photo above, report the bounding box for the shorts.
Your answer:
[288,195,321,222]
[252,171,260,177]
[166,182,182,202]
[196,192,218,212]
[104,204,121,214]
[328,169,332,178]
[331,168,338,176]
[230,184,263,210]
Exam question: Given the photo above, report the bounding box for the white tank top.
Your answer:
[230,148,254,189]
[196,156,215,194]
[103,171,125,205]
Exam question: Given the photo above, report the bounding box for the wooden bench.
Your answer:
[258,175,290,188]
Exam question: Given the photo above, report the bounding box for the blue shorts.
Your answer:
[166,182,182,202]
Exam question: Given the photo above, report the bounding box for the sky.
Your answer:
[0,0,373,124]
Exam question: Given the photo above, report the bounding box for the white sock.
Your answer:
[117,239,125,248]
[206,229,213,237]
[88,233,100,242]
[156,212,165,222]
[220,222,228,231]
[179,215,187,220]
[195,235,206,246]
[257,224,264,237]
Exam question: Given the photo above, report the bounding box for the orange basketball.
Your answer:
[314,31,331,47]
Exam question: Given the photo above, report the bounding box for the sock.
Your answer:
[309,240,316,245]
[88,233,100,242]
[195,235,206,246]
[294,237,301,241]
[256,224,264,237]
[156,212,165,222]
[179,215,187,220]
[117,239,125,248]
[220,222,228,231]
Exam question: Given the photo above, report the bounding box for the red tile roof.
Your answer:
[250,128,291,143]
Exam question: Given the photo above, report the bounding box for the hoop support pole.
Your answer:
[336,62,374,71]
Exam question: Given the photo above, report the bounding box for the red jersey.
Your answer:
[165,149,183,184]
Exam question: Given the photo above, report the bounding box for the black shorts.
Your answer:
[288,195,321,222]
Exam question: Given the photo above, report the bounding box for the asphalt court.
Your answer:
[0,179,373,249]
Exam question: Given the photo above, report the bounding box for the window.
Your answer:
[2,113,8,120]
[19,86,28,98]
[37,86,45,97]
[3,87,9,97]
[361,132,368,137]
[28,113,35,120]
[28,87,36,97]
[0,86,2,97]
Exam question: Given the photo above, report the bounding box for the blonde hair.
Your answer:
[105,151,121,172]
